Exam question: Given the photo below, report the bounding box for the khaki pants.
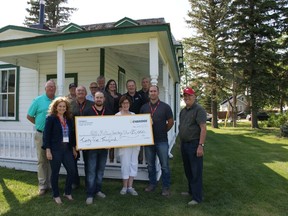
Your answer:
[35,131,51,190]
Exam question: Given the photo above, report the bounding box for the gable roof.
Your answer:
[0,17,183,80]
[114,17,139,27]
[0,25,54,35]
[220,94,247,105]
[53,17,167,32]
[0,17,178,49]
[61,23,85,33]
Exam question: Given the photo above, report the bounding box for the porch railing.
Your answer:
[0,130,155,180]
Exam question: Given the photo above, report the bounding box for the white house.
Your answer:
[219,94,248,112]
[0,17,183,180]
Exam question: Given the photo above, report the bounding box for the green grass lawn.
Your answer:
[1,123,287,216]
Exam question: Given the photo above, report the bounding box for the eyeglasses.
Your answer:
[90,86,98,89]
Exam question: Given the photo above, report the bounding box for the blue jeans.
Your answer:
[49,145,75,198]
[181,140,203,203]
[85,149,108,198]
[145,142,170,189]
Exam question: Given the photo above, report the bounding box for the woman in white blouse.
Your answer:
[116,95,140,196]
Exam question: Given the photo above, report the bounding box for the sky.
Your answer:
[0,0,192,41]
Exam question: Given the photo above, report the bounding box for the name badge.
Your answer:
[63,137,69,143]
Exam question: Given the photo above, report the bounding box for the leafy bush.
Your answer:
[266,112,288,128]
[280,123,288,137]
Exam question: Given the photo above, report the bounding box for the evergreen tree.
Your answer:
[24,0,77,28]
[183,0,231,128]
[228,0,288,128]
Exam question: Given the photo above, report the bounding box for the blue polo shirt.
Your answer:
[27,94,55,131]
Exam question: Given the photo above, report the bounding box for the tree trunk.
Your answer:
[211,88,219,128]
[232,94,237,127]
[232,80,237,127]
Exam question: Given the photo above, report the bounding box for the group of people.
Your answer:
[27,75,207,206]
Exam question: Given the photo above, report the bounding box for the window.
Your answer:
[0,65,19,120]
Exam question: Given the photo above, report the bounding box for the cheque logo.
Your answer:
[132,119,147,123]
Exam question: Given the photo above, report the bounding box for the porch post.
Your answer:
[163,64,169,103]
[57,45,65,96]
[149,38,159,86]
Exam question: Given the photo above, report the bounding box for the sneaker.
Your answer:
[120,187,127,195]
[144,185,155,192]
[86,197,93,205]
[161,188,170,196]
[188,200,199,205]
[127,188,138,196]
[96,191,106,198]
[53,197,62,204]
[38,189,46,196]
[63,193,73,201]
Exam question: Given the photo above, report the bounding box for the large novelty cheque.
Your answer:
[75,114,154,150]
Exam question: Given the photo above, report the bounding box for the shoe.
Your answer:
[120,187,127,195]
[96,191,106,198]
[54,197,62,204]
[181,192,190,196]
[63,194,73,200]
[127,188,138,196]
[161,188,170,196]
[38,189,46,196]
[144,185,155,192]
[188,200,199,205]
[86,197,93,205]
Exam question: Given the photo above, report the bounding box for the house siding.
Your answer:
[0,65,37,131]
[105,48,142,92]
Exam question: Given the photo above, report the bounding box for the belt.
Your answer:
[37,129,43,133]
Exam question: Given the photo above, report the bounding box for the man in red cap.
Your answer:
[179,87,207,205]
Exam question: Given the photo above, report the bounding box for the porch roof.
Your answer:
[0,17,182,82]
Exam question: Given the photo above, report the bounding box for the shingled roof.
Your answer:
[53,17,166,32]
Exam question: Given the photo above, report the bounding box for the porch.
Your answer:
[0,129,176,180]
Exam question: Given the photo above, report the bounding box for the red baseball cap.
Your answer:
[183,87,195,95]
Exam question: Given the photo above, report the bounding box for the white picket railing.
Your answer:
[0,130,37,160]
[0,130,152,180]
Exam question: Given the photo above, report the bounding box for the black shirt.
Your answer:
[138,89,149,103]
[123,92,144,114]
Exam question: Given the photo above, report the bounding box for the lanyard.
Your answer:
[92,106,105,116]
[149,100,160,117]
[77,100,86,115]
[57,116,67,129]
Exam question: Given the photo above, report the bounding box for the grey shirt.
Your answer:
[140,100,173,142]
[179,103,206,142]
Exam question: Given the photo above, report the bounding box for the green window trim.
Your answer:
[46,73,78,85]
[0,64,19,121]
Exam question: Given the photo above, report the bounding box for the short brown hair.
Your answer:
[119,95,132,107]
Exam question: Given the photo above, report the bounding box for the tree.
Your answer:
[183,0,231,128]
[227,0,288,128]
[24,0,77,28]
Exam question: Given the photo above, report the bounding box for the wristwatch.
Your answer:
[198,144,204,147]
